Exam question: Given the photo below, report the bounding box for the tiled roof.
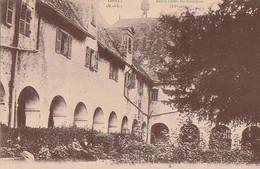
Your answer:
[112,18,157,28]
[97,26,127,65]
[39,0,90,36]
[112,18,160,81]
[132,57,151,81]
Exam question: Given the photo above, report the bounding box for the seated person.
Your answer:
[71,138,89,158]
[39,145,51,159]
[13,144,34,161]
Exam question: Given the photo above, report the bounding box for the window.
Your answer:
[91,4,96,27]
[6,1,14,26]
[109,63,119,82]
[86,47,98,71]
[56,28,72,59]
[125,73,136,89]
[138,80,144,95]
[122,34,127,51]
[86,47,91,67]
[151,89,158,101]
[91,51,99,71]
[20,4,31,36]
[128,37,133,54]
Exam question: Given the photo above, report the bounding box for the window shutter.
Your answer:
[125,73,129,87]
[25,9,31,36]
[115,67,119,82]
[86,47,90,67]
[95,52,98,70]
[20,4,26,34]
[68,36,72,59]
[90,50,94,68]
[130,73,136,89]
[109,63,113,79]
[55,29,62,53]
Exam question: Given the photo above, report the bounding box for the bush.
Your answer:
[0,124,258,164]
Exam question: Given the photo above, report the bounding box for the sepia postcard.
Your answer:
[0,0,259,169]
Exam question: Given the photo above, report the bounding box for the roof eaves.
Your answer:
[42,0,95,40]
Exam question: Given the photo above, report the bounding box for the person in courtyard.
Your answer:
[13,144,35,161]
[71,138,89,159]
[38,145,51,159]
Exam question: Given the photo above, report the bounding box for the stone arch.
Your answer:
[108,111,117,133]
[180,123,200,147]
[241,126,260,150]
[17,86,40,128]
[132,119,138,135]
[141,122,147,140]
[121,116,129,134]
[150,123,169,144]
[92,107,104,131]
[48,95,67,128]
[74,102,87,128]
[209,125,232,150]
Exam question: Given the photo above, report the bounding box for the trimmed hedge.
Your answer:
[0,124,258,164]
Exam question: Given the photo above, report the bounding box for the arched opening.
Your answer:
[150,123,169,144]
[132,119,138,135]
[92,107,104,131]
[0,82,6,123]
[48,96,67,128]
[74,102,87,128]
[141,122,147,141]
[242,126,260,150]
[180,123,200,148]
[209,125,232,150]
[17,86,40,128]
[108,111,117,133]
[121,116,129,134]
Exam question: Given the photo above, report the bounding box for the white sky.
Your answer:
[98,0,222,25]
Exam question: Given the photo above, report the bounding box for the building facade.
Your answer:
[0,0,259,150]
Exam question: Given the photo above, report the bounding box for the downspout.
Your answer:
[8,0,22,127]
[36,13,41,50]
[146,85,151,143]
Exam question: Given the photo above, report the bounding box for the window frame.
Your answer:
[5,0,14,26]
[55,28,72,59]
[128,36,133,54]
[151,89,159,101]
[91,4,96,27]
[138,80,144,96]
[19,3,31,37]
[109,62,119,82]
[86,46,98,71]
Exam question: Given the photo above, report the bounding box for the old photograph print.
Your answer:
[0,0,259,168]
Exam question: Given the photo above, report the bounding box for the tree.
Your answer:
[159,0,260,125]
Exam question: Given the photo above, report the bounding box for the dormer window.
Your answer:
[128,36,133,54]
[122,35,127,51]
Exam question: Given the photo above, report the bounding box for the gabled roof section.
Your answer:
[97,26,128,66]
[38,0,95,39]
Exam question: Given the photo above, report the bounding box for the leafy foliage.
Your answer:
[158,0,260,125]
[0,124,258,163]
